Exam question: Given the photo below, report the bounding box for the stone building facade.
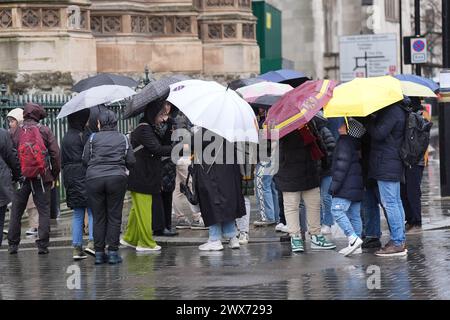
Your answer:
[0,0,259,93]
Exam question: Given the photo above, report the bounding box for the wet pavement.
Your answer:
[1,229,450,300]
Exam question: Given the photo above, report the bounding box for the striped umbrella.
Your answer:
[264,80,338,139]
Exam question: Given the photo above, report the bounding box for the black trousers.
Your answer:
[8,180,52,248]
[87,175,127,252]
[152,192,173,232]
[0,205,6,247]
[401,165,424,226]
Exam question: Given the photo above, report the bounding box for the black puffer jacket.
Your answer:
[0,129,21,207]
[83,110,135,181]
[275,130,320,192]
[61,109,90,209]
[318,125,335,177]
[329,135,363,202]
[368,103,406,182]
[127,102,172,195]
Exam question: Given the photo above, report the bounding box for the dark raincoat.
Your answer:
[0,129,21,207]
[61,109,90,209]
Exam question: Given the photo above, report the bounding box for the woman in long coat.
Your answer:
[192,128,246,251]
[121,101,173,252]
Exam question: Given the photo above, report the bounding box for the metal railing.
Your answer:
[0,93,140,203]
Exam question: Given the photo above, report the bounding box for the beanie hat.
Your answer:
[6,108,24,124]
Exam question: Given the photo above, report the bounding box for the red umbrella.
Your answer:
[264,80,338,139]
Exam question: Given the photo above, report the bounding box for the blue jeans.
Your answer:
[377,181,406,246]
[255,163,280,222]
[361,187,382,239]
[320,176,334,227]
[73,207,93,247]
[331,197,362,238]
[209,220,237,241]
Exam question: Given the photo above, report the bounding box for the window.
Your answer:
[385,0,399,22]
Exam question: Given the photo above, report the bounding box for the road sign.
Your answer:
[411,37,427,64]
[339,33,398,82]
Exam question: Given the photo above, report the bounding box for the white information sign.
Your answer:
[339,33,398,82]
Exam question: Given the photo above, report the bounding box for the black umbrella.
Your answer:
[228,77,266,91]
[250,94,282,110]
[124,74,190,119]
[72,73,138,92]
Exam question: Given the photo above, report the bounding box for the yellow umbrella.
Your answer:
[324,76,404,118]
[399,81,437,97]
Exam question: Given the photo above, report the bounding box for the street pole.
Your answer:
[439,0,450,197]
[415,0,421,76]
[399,0,403,74]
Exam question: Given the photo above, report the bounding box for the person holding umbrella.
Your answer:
[120,100,173,252]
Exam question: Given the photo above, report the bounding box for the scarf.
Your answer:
[298,126,324,161]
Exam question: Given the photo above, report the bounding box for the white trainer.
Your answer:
[228,237,241,249]
[238,232,249,245]
[339,237,363,257]
[275,223,289,233]
[120,238,136,249]
[136,245,161,252]
[199,240,224,251]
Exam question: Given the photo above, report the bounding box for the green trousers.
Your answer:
[123,192,157,249]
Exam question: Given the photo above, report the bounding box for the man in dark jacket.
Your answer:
[330,118,365,257]
[367,101,407,257]
[8,103,61,254]
[0,128,21,247]
[274,125,336,253]
[61,109,94,260]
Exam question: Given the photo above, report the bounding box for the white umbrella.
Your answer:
[167,80,259,143]
[57,85,136,119]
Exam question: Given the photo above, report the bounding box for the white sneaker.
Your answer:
[339,246,362,255]
[120,238,137,249]
[339,237,363,257]
[321,225,332,235]
[136,245,161,252]
[238,232,249,245]
[275,223,289,233]
[26,228,38,236]
[228,237,241,249]
[199,240,224,251]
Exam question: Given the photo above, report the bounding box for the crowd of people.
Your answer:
[0,86,431,264]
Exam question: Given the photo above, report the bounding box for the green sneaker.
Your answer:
[290,235,304,253]
[311,234,336,250]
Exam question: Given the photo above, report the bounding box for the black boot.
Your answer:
[95,252,107,265]
[107,250,123,265]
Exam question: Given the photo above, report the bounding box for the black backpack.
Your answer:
[399,107,433,168]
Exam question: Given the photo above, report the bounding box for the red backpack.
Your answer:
[17,125,48,179]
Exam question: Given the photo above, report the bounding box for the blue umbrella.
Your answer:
[258,69,309,88]
[394,74,439,93]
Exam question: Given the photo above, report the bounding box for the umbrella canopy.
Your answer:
[228,78,266,90]
[264,80,338,139]
[400,81,437,97]
[258,69,310,88]
[57,85,135,119]
[167,80,259,143]
[250,95,282,110]
[324,76,404,118]
[395,74,439,93]
[124,74,190,119]
[236,82,293,103]
[72,73,137,92]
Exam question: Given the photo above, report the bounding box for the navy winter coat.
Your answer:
[329,135,363,202]
[368,103,406,182]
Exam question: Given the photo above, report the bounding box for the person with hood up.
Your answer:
[8,103,61,255]
[0,128,21,247]
[61,109,94,260]
[329,118,365,257]
[6,108,39,237]
[83,109,135,264]
[121,100,173,253]
[367,100,407,257]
